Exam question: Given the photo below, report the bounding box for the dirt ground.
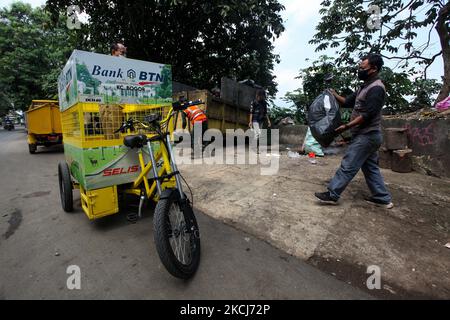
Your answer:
[178,145,450,299]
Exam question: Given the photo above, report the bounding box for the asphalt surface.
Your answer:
[0,127,372,299]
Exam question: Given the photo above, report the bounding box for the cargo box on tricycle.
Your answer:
[57,50,172,219]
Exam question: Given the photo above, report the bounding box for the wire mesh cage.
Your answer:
[61,103,170,149]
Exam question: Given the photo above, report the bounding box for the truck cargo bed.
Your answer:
[26,100,62,135]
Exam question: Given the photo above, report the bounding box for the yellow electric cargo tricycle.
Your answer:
[57,50,200,279]
[58,100,202,279]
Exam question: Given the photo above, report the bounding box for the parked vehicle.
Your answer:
[26,100,63,154]
[173,89,250,133]
[57,50,201,279]
[58,99,202,279]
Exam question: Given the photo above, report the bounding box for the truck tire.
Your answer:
[153,189,201,279]
[58,162,73,212]
[28,144,37,154]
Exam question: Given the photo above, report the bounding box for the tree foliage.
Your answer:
[309,0,449,104]
[45,0,285,96]
[0,2,77,112]
[155,65,172,99]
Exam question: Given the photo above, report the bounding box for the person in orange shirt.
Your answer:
[181,98,208,152]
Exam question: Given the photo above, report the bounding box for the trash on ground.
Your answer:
[308,152,318,164]
[287,151,301,159]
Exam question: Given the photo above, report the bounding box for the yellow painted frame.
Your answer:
[123,107,177,202]
[74,106,178,219]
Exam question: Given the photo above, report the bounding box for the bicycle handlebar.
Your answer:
[115,99,205,133]
[172,99,204,111]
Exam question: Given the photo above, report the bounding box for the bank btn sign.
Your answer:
[57,50,172,111]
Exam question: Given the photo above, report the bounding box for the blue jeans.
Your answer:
[328,131,392,203]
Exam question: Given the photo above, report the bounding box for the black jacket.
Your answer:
[250,100,268,123]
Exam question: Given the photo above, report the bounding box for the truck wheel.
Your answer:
[28,144,37,154]
[58,162,73,212]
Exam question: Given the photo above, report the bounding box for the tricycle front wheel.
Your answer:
[58,162,73,212]
[154,190,201,279]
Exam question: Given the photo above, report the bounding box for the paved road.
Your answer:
[0,128,372,299]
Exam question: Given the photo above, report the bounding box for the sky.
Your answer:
[0,0,444,107]
[272,0,444,107]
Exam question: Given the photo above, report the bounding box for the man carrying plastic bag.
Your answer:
[314,53,393,209]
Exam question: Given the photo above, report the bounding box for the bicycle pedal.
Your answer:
[126,212,139,224]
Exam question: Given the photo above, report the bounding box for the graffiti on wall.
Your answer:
[404,123,436,147]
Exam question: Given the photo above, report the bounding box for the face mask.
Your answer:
[358,68,371,81]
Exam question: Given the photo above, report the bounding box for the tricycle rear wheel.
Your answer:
[58,162,73,212]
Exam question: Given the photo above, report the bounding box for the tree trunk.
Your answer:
[435,2,450,105]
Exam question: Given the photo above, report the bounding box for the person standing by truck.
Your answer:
[249,89,271,153]
[181,97,208,153]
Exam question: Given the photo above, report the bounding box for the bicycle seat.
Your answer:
[123,134,148,149]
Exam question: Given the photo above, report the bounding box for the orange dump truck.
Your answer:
[26,100,63,154]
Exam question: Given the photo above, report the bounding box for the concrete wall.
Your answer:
[276,120,450,180]
[277,124,308,146]
[382,118,450,179]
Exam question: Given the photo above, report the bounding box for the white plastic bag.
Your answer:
[303,128,324,157]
